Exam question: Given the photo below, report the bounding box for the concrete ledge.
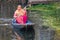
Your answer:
[28,1,60,4]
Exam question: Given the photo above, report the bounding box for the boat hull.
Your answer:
[12,19,34,28]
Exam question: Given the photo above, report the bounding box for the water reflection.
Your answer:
[0,18,13,40]
[0,25,12,40]
[0,18,35,40]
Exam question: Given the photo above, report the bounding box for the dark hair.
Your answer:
[18,3,22,5]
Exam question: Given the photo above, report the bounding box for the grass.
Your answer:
[27,2,60,29]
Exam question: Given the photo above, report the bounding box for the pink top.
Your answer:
[13,10,27,24]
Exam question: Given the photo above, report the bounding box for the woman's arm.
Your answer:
[13,11,17,18]
[23,8,27,16]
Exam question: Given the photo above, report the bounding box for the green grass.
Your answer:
[27,2,60,29]
[27,2,60,10]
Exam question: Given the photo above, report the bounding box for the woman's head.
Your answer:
[17,5,22,10]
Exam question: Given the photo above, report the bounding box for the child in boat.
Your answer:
[13,5,27,24]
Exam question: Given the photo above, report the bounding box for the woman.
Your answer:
[13,5,27,40]
[14,5,27,24]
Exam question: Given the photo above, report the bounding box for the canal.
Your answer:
[0,18,35,40]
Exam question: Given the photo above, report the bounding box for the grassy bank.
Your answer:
[27,2,60,29]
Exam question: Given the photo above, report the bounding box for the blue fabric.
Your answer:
[12,19,32,25]
[12,19,16,23]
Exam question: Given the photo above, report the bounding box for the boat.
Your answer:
[12,19,35,28]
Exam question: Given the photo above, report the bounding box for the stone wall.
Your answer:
[28,10,55,40]
[28,10,43,40]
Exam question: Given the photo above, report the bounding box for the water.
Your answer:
[0,18,35,40]
[0,24,12,40]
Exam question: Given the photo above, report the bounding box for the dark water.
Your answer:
[0,24,12,40]
[0,18,35,40]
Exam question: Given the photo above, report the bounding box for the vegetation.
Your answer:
[27,2,60,29]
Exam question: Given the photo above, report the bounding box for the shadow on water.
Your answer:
[18,26,35,40]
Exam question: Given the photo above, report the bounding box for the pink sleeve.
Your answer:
[13,12,17,18]
[24,11,27,16]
